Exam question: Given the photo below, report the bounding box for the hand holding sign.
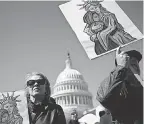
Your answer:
[116,46,130,68]
[115,47,129,98]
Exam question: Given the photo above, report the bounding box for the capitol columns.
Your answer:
[80,96,82,104]
[60,96,62,105]
[87,96,89,104]
[57,97,59,104]
[88,96,90,105]
[77,96,79,105]
[86,96,88,104]
[64,96,66,105]
[62,96,64,105]
[88,97,90,105]
[57,98,59,104]
[84,96,87,104]
[65,95,68,105]
[91,97,92,105]
[69,95,72,105]
[55,98,57,104]
[80,96,83,104]
[73,95,76,104]
[55,98,58,104]
[83,96,85,104]
[62,96,65,105]
[58,97,60,104]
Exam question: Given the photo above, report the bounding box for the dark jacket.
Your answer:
[28,98,66,124]
[68,120,79,124]
[96,66,143,124]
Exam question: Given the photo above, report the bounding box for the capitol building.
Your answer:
[51,53,93,122]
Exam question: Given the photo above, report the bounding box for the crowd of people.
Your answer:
[0,47,140,124]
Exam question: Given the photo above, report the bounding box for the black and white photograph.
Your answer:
[0,0,143,124]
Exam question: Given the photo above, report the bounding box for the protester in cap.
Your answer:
[96,47,143,124]
[25,72,66,124]
[69,110,79,124]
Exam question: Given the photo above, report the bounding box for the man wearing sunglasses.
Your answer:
[26,72,66,124]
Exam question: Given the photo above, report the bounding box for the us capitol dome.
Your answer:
[51,53,93,122]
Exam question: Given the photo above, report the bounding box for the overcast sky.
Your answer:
[0,1,143,107]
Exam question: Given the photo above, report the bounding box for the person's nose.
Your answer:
[34,81,39,86]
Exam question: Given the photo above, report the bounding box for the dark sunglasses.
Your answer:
[27,79,45,86]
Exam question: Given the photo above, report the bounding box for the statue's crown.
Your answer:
[0,92,21,105]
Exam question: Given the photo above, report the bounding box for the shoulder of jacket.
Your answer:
[47,103,62,111]
[55,104,63,111]
[111,66,127,74]
[100,66,123,84]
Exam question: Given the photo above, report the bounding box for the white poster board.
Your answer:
[0,90,29,124]
[59,0,143,59]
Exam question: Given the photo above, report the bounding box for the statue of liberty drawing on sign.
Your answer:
[0,92,23,124]
[78,0,137,55]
